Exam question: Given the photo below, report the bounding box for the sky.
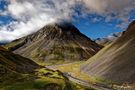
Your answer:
[0,0,135,42]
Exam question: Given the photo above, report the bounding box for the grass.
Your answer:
[50,61,96,83]
[0,67,81,90]
[0,65,96,90]
[4,39,24,50]
[50,61,116,90]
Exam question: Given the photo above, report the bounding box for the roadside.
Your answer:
[45,62,114,90]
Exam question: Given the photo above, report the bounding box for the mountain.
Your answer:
[81,21,135,84]
[95,32,122,46]
[0,46,39,73]
[5,22,102,64]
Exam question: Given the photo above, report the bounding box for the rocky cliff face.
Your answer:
[81,21,135,84]
[5,22,102,64]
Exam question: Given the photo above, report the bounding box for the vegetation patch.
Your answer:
[0,67,81,90]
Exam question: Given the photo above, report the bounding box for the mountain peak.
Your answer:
[5,22,102,64]
[128,20,135,27]
[123,20,135,35]
[113,20,135,44]
[40,22,81,37]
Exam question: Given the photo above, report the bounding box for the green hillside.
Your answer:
[0,47,92,90]
[81,21,135,85]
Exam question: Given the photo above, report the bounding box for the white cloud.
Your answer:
[8,1,34,18]
[0,0,135,41]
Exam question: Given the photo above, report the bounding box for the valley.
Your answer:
[0,48,91,90]
[0,22,102,90]
[1,0,135,90]
[46,62,114,90]
[1,21,135,90]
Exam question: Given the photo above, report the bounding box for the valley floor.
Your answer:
[45,61,115,90]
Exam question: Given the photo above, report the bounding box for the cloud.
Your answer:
[0,0,135,41]
[82,0,135,23]
[83,0,135,15]
[0,0,79,41]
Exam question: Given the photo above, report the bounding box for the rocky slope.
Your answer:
[5,22,102,64]
[81,20,135,84]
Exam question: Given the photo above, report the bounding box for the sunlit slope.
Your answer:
[0,66,84,90]
[81,21,135,84]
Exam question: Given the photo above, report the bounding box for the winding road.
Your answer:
[45,65,114,90]
[63,72,114,90]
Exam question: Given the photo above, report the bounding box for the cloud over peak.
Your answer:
[0,0,135,41]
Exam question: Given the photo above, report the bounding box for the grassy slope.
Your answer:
[51,61,91,82]
[0,46,38,73]
[1,68,69,90]
[5,39,100,65]
[47,61,99,90]
[81,21,135,85]
[1,67,93,90]
[0,47,92,90]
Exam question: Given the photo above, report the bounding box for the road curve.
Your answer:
[63,72,114,90]
[45,65,114,90]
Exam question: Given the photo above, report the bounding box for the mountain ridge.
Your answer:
[0,46,39,73]
[95,32,122,46]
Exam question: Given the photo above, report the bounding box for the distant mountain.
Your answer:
[5,22,102,64]
[81,20,135,84]
[0,46,39,73]
[95,32,122,46]
[0,41,9,45]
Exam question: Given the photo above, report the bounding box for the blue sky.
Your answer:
[0,14,123,39]
[0,0,7,10]
[74,10,135,39]
[0,0,135,41]
[73,18,122,39]
[0,1,13,25]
